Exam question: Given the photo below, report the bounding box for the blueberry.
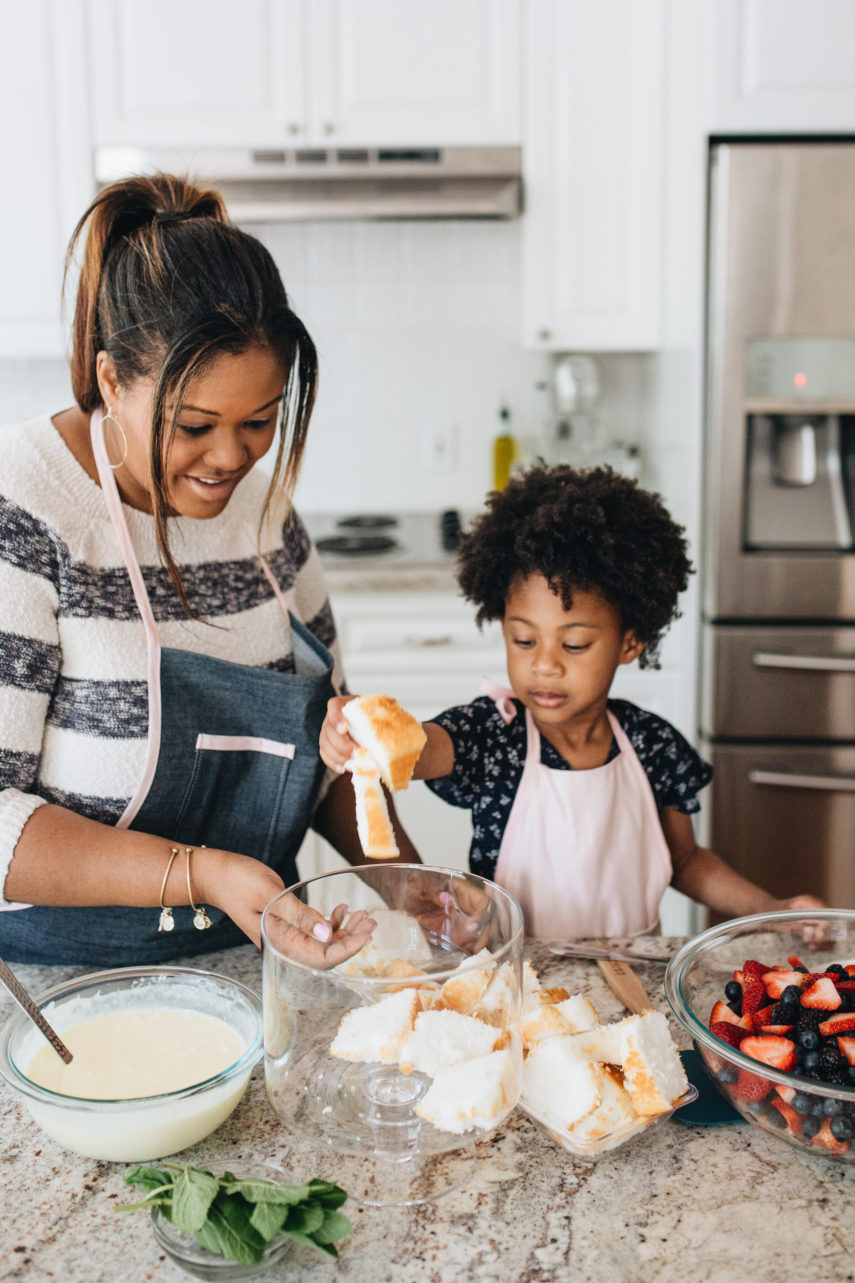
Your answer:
[831,1116,853,1141]
[810,1096,827,1115]
[803,1050,821,1071]
[728,999,742,1014]
[794,966,809,973]
[718,1065,738,1085]
[802,1115,821,1138]
[724,979,742,1003]
[799,1028,820,1050]
[782,985,803,1005]
[824,1097,844,1116]
[792,1092,813,1114]
[826,964,846,976]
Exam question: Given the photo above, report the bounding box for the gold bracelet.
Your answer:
[157,847,180,933]
[185,846,212,931]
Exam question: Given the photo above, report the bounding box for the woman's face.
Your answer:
[99,345,286,518]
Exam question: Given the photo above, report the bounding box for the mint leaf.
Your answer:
[284,1203,324,1236]
[206,1195,267,1264]
[171,1167,219,1235]
[221,1176,311,1206]
[123,1166,172,1193]
[284,1228,338,1256]
[311,1209,352,1246]
[249,1199,290,1243]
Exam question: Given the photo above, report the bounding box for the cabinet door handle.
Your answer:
[749,769,855,792]
[403,634,453,648]
[752,651,855,673]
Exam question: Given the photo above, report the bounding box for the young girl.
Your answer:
[321,465,824,938]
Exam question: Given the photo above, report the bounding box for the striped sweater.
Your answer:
[0,414,344,906]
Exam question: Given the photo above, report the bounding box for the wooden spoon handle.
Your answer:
[597,958,655,1015]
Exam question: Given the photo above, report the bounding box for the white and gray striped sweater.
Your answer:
[0,414,343,905]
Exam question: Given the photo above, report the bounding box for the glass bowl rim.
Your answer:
[665,908,855,1100]
[0,964,263,1110]
[261,862,525,982]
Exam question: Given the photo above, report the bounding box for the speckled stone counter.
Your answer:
[1,940,852,1283]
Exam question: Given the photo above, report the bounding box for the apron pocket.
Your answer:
[175,735,297,862]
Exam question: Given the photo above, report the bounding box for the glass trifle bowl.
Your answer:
[261,864,524,1206]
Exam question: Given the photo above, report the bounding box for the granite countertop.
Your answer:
[1,940,852,1283]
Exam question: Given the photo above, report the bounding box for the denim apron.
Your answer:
[1,409,334,965]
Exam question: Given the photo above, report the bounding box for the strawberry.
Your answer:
[743,959,772,980]
[730,1069,770,1101]
[739,1034,797,1073]
[787,955,806,971]
[711,1020,744,1049]
[757,1024,795,1036]
[800,976,843,1011]
[770,1095,803,1137]
[812,1118,849,1154]
[846,965,855,977]
[763,970,805,999]
[838,1036,855,1066]
[818,1012,855,1036]
[732,969,746,988]
[742,979,767,1016]
[710,1000,741,1027]
[750,1003,777,1030]
[737,1013,756,1032]
[775,1084,797,1103]
[834,980,855,992]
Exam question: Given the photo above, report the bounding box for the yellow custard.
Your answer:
[26,1007,247,1100]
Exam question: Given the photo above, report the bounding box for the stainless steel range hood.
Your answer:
[94,145,522,222]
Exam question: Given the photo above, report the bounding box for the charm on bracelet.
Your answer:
[185,846,213,930]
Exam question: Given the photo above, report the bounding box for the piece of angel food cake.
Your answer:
[415,1049,519,1134]
[399,1009,506,1076]
[343,694,427,793]
[569,1011,689,1116]
[329,988,419,1064]
[339,907,434,977]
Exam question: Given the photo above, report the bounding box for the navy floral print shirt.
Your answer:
[425,696,713,880]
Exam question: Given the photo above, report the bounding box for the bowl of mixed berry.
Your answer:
[665,910,855,1162]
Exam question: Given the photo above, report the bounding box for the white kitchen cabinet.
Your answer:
[711,0,855,132]
[0,0,91,356]
[521,0,665,352]
[87,0,520,148]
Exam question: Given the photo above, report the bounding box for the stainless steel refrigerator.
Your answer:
[702,139,855,907]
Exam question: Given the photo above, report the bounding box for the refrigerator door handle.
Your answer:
[749,768,855,792]
[752,651,855,672]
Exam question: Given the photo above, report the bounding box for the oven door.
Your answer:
[706,743,855,905]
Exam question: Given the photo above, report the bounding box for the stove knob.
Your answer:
[440,508,462,552]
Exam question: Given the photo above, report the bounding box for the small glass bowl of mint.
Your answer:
[150,1162,294,1281]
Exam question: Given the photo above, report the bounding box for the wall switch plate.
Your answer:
[420,424,457,472]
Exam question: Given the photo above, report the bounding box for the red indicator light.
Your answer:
[794,371,807,388]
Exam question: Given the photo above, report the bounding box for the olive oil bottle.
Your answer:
[492,405,518,490]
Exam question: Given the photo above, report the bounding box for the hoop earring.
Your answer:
[103,407,128,470]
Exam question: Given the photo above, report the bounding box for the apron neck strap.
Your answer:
[91,407,160,645]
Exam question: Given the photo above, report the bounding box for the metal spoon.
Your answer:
[0,957,73,1063]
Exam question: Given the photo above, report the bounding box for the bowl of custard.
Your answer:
[0,966,262,1162]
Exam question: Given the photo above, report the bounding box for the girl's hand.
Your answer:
[770,893,829,946]
[199,848,375,964]
[320,694,358,773]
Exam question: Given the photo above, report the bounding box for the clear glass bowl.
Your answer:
[518,1085,698,1161]
[665,910,855,1164]
[0,966,262,1162]
[262,864,524,1205]
[151,1161,293,1281]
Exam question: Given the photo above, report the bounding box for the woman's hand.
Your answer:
[769,893,829,946]
[199,848,375,964]
[319,694,358,773]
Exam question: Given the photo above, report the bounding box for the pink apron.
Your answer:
[489,688,672,940]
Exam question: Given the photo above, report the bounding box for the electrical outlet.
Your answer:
[420,424,457,473]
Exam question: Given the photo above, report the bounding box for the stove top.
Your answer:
[302,510,463,567]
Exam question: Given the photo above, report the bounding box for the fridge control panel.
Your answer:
[746,336,855,400]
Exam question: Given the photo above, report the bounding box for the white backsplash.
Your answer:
[0,220,660,515]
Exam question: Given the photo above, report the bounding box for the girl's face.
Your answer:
[502,573,642,729]
[97,345,286,518]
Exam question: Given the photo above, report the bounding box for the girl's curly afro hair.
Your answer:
[457,464,692,670]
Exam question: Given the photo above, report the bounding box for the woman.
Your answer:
[0,172,411,966]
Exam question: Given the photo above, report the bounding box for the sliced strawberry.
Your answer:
[711,1021,744,1049]
[813,1118,849,1154]
[818,1012,855,1036]
[775,1084,797,1103]
[742,979,767,1016]
[710,1000,742,1027]
[845,965,855,977]
[732,969,746,988]
[730,1069,770,1102]
[737,1013,756,1031]
[839,1036,855,1067]
[770,1095,803,1137]
[743,959,772,980]
[800,976,843,1011]
[757,1024,795,1036]
[763,970,805,999]
[799,973,826,988]
[787,955,806,971]
[750,1003,777,1031]
[834,980,855,991]
[740,1034,797,1073]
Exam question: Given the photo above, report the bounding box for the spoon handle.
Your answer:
[0,958,73,1064]
[597,959,655,1015]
